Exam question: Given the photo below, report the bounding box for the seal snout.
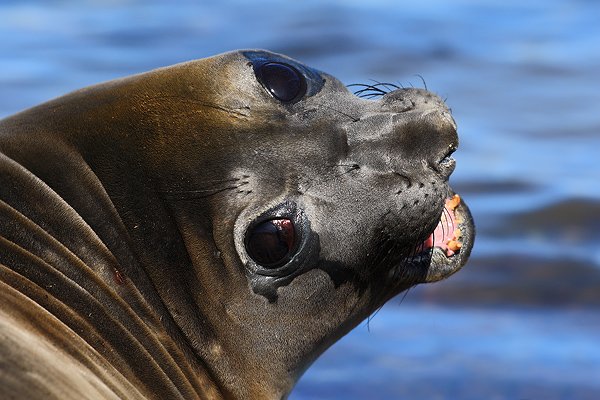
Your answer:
[388,90,459,177]
[347,88,459,180]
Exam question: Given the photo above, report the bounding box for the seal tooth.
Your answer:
[453,228,462,240]
[447,240,462,251]
[446,194,461,211]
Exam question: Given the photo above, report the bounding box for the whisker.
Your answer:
[351,85,387,96]
[348,81,399,99]
[414,74,428,90]
[159,180,250,200]
[320,104,360,122]
[442,206,453,240]
[398,286,412,306]
[367,303,386,332]
[160,186,239,200]
[368,80,400,92]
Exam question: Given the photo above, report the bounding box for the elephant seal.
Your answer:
[0,50,474,399]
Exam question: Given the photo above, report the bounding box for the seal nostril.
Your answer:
[439,154,453,165]
[441,144,457,162]
[436,144,457,168]
[437,156,456,177]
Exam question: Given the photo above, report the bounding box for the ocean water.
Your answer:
[1,0,599,398]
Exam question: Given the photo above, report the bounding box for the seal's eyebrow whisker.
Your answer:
[348,81,401,99]
[368,80,401,92]
[348,83,388,98]
[349,84,386,93]
[413,74,428,90]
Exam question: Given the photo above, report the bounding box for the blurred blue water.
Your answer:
[1,0,599,398]
[295,305,600,400]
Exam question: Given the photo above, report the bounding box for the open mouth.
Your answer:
[416,194,464,257]
[410,193,474,282]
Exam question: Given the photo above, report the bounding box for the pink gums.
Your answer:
[418,195,462,257]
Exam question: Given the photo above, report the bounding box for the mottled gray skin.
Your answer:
[0,50,473,399]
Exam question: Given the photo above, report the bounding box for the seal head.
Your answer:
[0,50,474,399]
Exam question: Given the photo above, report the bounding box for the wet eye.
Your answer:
[255,62,307,103]
[245,218,297,268]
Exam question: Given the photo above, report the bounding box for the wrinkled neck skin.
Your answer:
[0,51,470,399]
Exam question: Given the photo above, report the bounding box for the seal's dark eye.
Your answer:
[255,62,307,103]
[246,218,297,268]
